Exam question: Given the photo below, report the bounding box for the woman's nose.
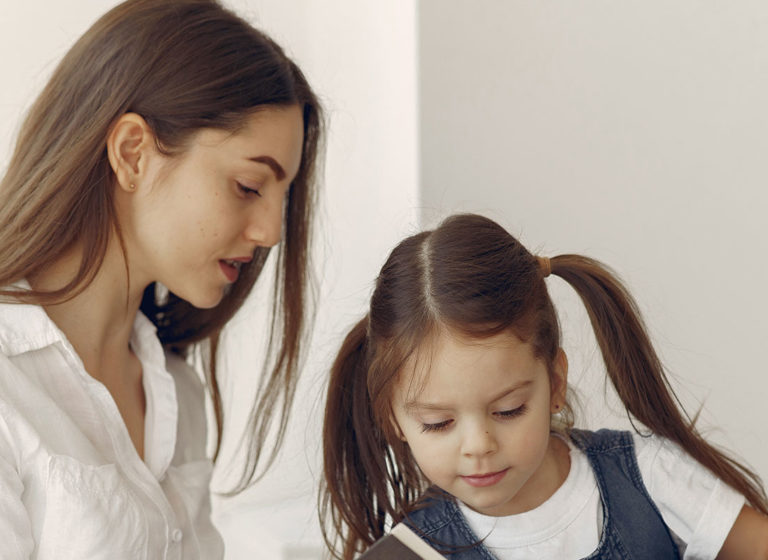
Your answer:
[245,195,284,248]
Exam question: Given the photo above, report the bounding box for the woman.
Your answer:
[0,0,322,557]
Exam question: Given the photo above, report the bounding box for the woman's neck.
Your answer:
[28,237,148,384]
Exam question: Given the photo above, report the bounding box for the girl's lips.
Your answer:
[461,468,509,488]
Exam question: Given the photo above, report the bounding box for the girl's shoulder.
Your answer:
[574,427,745,557]
[568,427,633,452]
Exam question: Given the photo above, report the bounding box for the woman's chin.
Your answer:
[177,288,226,310]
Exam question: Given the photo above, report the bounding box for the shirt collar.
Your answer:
[0,280,66,356]
[131,305,179,479]
[0,280,162,357]
[0,281,178,479]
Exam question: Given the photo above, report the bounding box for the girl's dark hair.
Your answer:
[320,213,767,559]
[0,0,323,489]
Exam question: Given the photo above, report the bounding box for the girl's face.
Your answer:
[126,105,304,308]
[391,328,569,517]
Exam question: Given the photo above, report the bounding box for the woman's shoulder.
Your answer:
[0,300,66,409]
[0,297,59,357]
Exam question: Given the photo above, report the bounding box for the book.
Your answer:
[358,523,446,559]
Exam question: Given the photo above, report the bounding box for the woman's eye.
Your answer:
[495,404,527,419]
[238,182,262,197]
[421,419,453,433]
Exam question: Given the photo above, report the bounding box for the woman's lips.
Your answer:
[219,256,252,283]
[461,468,509,488]
[219,260,239,283]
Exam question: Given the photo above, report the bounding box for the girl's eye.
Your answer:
[421,419,453,433]
[495,404,527,419]
[238,182,262,197]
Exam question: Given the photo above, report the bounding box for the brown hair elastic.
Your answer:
[537,256,551,278]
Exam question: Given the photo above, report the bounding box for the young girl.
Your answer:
[0,0,321,557]
[320,214,768,559]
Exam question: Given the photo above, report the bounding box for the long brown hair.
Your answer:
[320,213,767,559]
[0,0,323,488]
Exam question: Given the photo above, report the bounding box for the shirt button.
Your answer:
[172,529,183,542]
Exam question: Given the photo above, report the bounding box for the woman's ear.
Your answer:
[550,348,569,414]
[106,112,155,193]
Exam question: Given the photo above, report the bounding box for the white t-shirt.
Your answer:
[459,433,744,560]
[0,297,224,559]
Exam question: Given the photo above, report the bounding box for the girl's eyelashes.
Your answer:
[420,419,453,433]
[418,404,528,433]
[495,404,527,419]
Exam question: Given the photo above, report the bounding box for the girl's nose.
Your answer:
[245,195,284,248]
[461,421,498,457]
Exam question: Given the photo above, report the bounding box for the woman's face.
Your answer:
[126,105,304,308]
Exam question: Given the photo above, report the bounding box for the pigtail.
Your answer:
[551,254,768,515]
[320,316,392,559]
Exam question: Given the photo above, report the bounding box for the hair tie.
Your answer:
[537,256,551,278]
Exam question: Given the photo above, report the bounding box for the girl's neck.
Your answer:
[503,433,572,516]
[28,236,148,384]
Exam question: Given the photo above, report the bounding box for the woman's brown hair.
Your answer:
[320,213,767,559]
[0,0,323,489]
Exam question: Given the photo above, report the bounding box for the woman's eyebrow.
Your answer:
[248,155,286,181]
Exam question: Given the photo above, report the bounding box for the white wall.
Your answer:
[1,1,419,558]
[419,0,768,479]
[0,1,120,167]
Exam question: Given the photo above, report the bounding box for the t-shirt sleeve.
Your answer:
[632,432,745,560]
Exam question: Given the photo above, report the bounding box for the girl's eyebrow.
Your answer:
[404,379,533,412]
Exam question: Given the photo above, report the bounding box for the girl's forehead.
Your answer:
[395,327,538,401]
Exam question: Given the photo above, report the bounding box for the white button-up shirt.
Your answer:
[0,297,224,559]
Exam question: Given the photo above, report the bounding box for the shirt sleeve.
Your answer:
[0,408,34,558]
[632,432,745,560]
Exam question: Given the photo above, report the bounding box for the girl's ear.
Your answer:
[106,112,156,193]
[550,348,569,413]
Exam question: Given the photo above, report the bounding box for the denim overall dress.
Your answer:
[403,429,680,559]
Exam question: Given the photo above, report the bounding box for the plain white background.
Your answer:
[1,1,765,558]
